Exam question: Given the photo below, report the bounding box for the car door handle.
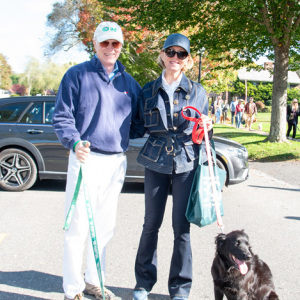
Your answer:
[27,129,43,134]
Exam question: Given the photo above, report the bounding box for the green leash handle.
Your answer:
[63,150,106,299]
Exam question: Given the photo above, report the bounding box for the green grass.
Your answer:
[213,124,300,162]
[249,111,300,139]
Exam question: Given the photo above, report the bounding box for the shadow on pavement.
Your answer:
[104,286,169,299]
[0,292,49,300]
[285,216,300,221]
[248,184,300,192]
[0,270,63,294]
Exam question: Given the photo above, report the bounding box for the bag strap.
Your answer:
[182,106,224,232]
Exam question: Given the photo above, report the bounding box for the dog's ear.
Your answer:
[215,233,227,251]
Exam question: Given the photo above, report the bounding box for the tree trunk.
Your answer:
[268,45,289,142]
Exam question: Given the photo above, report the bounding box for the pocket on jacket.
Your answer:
[140,136,165,162]
[144,109,159,127]
[183,140,198,162]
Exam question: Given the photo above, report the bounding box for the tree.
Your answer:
[19,58,41,96]
[109,0,300,142]
[0,54,12,90]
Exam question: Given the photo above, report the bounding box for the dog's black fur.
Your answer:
[211,230,279,300]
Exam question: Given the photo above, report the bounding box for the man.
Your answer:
[53,21,141,300]
[244,97,257,130]
[230,97,238,126]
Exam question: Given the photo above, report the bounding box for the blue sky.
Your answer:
[0,0,89,73]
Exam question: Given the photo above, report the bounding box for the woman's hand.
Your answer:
[75,141,91,163]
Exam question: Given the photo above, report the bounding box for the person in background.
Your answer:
[230,97,238,126]
[52,21,141,300]
[221,99,229,124]
[210,99,216,123]
[131,33,212,300]
[244,97,257,130]
[287,99,299,139]
[215,95,223,124]
[235,99,244,129]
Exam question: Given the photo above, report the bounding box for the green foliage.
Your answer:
[0,54,12,89]
[265,100,272,106]
[10,74,21,85]
[119,42,162,86]
[255,83,273,102]
[213,124,300,161]
[19,58,71,95]
[287,87,300,101]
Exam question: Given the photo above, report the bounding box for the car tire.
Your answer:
[0,148,38,191]
[216,157,229,186]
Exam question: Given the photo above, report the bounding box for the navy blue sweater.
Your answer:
[53,55,141,153]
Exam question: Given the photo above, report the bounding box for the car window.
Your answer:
[20,103,43,124]
[45,102,55,124]
[0,102,29,123]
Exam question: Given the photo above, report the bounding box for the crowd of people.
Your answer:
[52,20,299,300]
[210,95,258,130]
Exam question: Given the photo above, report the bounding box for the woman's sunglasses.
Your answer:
[164,48,188,60]
[100,40,122,49]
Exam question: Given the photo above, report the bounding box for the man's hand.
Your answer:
[75,141,91,163]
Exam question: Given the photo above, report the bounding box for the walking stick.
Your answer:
[63,142,106,300]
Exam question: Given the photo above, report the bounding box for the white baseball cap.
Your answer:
[94,21,124,44]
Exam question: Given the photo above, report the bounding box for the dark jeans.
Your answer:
[134,167,196,298]
[231,111,235,125]
[287,122,297,138]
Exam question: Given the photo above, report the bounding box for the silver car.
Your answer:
[0,96,249,191]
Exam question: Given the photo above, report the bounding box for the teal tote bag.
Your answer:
[185,140,226,228]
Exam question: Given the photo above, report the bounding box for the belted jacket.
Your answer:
[131,73,209,174]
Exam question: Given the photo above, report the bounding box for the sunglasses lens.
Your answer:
[165,49,188,60]
[100,41,122,49]
[100,41,109,47]
[177,51,188,60]
[165,49,175,57]
[112,41,122,49]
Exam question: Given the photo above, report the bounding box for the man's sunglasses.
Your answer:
[100,40,122,49]
[164,48,189,60]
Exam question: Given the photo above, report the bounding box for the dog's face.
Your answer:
[215,230,253,275]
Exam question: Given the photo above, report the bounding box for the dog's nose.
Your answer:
[245,253,252,260]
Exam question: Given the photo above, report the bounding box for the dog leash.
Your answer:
[181,106,225,233]
[63,142,106,300]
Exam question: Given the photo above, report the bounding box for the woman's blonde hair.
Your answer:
[292,98,298,108]
[157,50,194,72]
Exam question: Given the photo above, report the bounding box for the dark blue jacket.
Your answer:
[53,55,141,154]
[131,73,209,174]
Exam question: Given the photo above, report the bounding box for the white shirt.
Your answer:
[162,69,182,119]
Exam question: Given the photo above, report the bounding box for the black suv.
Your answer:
[0,96,249,191]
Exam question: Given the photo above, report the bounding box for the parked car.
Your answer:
[0,96,249,191]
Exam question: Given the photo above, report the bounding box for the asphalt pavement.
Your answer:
[0,161,300,300]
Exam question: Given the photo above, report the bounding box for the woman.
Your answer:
[287,99,299,139]
[131,33,212,300]
[235,99,244,129]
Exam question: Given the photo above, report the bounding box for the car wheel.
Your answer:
[216,157,229,186]
[0,148,37,191]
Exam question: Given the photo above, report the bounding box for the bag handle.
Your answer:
[181,106,210,144]
[182,106,224,232]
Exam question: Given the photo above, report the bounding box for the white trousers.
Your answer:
[63,151,127,298]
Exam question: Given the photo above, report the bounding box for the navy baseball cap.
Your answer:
[163,33,190,54]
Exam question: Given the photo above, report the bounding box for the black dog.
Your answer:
[211,230,279,300]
